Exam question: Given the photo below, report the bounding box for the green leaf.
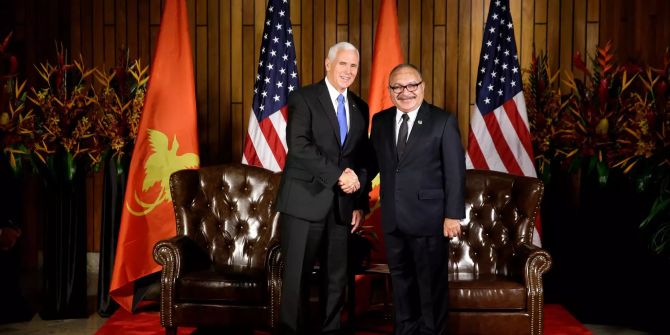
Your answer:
[11,156,22,177]
[640,198,670,228]
[587,155,597,176]
[635,173,652,193]
[596,159,609,186]
[66,151,76,181]
[92,161,102,173]
[116,160,125,176]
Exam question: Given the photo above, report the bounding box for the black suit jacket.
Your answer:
[277,80,371,224]
[370,102,465,236]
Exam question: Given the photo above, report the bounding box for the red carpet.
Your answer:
[96,304,590,335]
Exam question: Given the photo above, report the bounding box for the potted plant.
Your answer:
[28,43,99,319]
[524,42,670,330]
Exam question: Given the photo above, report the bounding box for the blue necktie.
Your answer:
[336,94,348,146]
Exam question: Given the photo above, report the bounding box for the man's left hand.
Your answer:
[351,210,364,233]
[443,218,461,238]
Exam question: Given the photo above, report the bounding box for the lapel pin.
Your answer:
[417,120,423,125]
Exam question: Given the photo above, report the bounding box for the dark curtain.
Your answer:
[39,157,88,320]
[97,156,128,316]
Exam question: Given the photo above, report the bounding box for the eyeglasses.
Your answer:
[389,81,423,94]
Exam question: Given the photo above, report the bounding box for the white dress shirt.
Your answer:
[324,77,350,130]
[395,107,419,143]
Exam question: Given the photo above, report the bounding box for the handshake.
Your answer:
[338,168,360,194]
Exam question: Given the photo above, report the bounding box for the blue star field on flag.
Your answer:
[252,0,299,121]
[475,0,523,116]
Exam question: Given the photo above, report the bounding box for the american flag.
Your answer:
[242,0,298,172]
[465,0,541,245]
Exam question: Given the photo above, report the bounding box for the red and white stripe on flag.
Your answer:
[243,106,288,172]
[465,0,541,246]
[242,0,298,172]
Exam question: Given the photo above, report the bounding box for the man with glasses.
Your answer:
[369,64,465,335]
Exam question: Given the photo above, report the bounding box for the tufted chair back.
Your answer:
[153,163,282,335]
[449,169,543,276]
[447,169,551,335]
[170,163,281,272]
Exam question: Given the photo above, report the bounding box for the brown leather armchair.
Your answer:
[448,169,552,335]
[153,163,282,335]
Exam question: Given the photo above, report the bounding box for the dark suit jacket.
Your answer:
[277,80,371,224]
[370,102,465,236]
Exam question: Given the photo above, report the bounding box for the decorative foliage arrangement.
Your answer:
[0,32,35,174]
[29,43,101,179]
[0,36,149,180]
[524,42,670,256]
[93,50,149,172]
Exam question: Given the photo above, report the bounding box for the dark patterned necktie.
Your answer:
[397,113,409,160]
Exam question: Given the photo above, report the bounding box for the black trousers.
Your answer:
[384,230,449,335]
[279,210,349,334]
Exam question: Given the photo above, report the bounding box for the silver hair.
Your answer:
[327,42,359,61]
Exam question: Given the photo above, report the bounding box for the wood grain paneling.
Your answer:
[600,0,670,67]
[445,0,458,115]
[9,0,670,252]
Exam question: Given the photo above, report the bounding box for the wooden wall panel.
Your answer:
[520,0,535,73]
[359,0,373,97]
[445,0,458,115]
[547,0,560,71]
[7,0,668,252]
[457,0,472,138]
[559,0,573,92]
[469,0,483,105]
[421,0,433,102]
[433,26,445,109]
[600,0,670,67]
[573,0,586,81]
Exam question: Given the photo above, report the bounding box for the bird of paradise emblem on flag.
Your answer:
[126,128,199,216]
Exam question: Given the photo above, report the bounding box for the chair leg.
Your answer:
[165,327,177,335]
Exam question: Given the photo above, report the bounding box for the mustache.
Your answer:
[397,93,417,100]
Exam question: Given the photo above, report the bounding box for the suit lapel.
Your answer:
[399,102,431,164]
[384,109,397,164]
[316,81,342,146]
[342,93,362,153]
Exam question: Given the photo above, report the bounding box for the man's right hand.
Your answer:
[338,168,360,194]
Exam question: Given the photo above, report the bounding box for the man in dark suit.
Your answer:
[276,42,371,334]
[369,64,465,335]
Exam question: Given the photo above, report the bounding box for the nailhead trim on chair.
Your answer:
[156,245,176,327]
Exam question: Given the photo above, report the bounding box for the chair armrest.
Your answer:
[511,243,552,286]
[153,235,210,278]
[266,242,282,328]
[512,243,552,335]
[152,235,210,328]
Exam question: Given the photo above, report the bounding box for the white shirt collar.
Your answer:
[395,107,420,125]
[324,77,351,130]
[324,77,347,103]
[395,106,420,141]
